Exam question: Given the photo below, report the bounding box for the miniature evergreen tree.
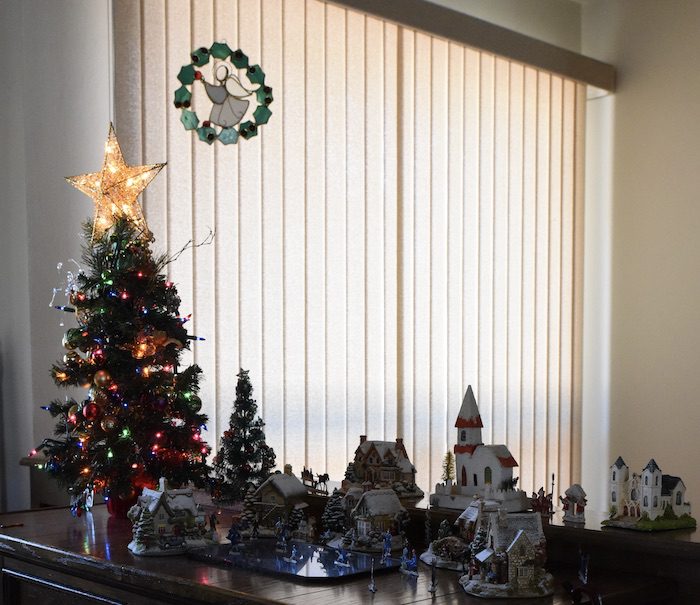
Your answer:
[442,451,455,483]
[213,369,276,502]
[288,507,305,531]
[134,508,156,549]
[37,218,211,510]
[242,485,258,526]
[321,488,346,533]
[424,508,432,545]
[437,518,452,540]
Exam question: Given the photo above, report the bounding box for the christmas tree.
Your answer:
[35,124,210,512]
[213,369,276,502]
[321,488,347,534]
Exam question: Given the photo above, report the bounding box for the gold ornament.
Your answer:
[63,351,80,364]
[94,369,111,387]
[67,404,80,422]
[100,415,118,432]
[65,123,165,242]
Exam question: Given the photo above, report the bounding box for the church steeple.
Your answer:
[455,385,483,448]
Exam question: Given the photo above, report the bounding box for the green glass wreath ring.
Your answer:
[174,42,273,145]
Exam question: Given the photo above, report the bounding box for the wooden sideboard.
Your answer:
[0,505,687,604]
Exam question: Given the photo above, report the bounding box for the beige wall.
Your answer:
[0,0,112,511]
[583,0,700,510]
[428,0,581,52]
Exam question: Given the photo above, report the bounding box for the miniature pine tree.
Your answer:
[242,485,258,526]
[213,369,276,502]
[442,451,455,483]
[437,518,452,540]
[134,508,156,549]
[37,218,211,509]
[424,508,432,545]
[321,488,346,533]
[288,507,305,531]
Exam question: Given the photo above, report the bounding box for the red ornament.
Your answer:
[203,120,211,127]
[83,402,100,420]
[194,71,203,80]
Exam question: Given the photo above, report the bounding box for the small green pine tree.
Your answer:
[213,369,276,502]
[442,451,455,483]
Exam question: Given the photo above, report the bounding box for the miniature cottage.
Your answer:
[609,456,691,520]
[346,436,417,486]
[254,467,309,527]
[461,510,552,598]
[351,489,405,537]
[431,386,529,511]
[127,482,209,555]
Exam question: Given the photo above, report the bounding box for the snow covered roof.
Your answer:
[455,385,483,428]
[489,512,543,552]
[353,489,404,517]
[397,457,416,473]
[612,456,627,469]
[564,484,587,501]
[661,475,685,496]
[256,472,308,501]
[138,486,199,517]
[482,444,518,468]
[475,547,494,563]
[457,500,481,524]
[643,459,661,474]
[356,439,407,461]
[506,529,533,554]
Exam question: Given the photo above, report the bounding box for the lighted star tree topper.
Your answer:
[65,123,165,242]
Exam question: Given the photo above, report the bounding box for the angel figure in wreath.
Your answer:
[204,63,251,128]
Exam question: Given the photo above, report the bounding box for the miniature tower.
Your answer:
[641,459,663,519]
[609,456,628,511]
[454,386,484,487]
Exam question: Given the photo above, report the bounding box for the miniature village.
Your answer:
[69,372,696,596]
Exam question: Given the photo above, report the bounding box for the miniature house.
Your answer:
[254,467,309,527]
[462,510,552,597]
[127,482,209,555]
[342,436,423,506]
[351,488,405,537]
[345,436,416,486]
[609,456,691,520]
[431,386,529,511]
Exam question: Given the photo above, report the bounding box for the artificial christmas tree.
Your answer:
[213,369,276,502]
[35,125,211,515]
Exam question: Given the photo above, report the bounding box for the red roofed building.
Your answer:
[454,386,519,491]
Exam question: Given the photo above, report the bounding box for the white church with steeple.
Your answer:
[430,386,530,512]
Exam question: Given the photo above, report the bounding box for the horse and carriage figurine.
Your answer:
[300,466,329,494]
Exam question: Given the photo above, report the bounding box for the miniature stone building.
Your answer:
[254,466,309,528]
[351,489,405,537]
[610,456,691,520]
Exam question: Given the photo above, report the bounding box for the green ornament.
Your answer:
[173,86,192,109]
[188,394,202,412]
[253,105,272,125]
[177,64,196,85]
[238,121,258,140]
[180,110,199,130]
[246,65,265,85]
[209,41,232,60]
[197,126,217,144]
[231,49,249,69]
[218,128,239,145]
[256,86,273,106]
[190,46,210,67]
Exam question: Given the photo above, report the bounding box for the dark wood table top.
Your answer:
[0,505,580,605]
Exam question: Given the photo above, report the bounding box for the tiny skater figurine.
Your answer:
[428,557,438,593]
[335,547,351,567]
[381,529,392,564]
[284,544,299,564]
[227,523,243,555]
[399,546,418,576]
[368,558,377,593]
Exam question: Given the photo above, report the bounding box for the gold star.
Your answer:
[65,123,165,242]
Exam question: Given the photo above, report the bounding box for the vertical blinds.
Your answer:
[114,0,584,497]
